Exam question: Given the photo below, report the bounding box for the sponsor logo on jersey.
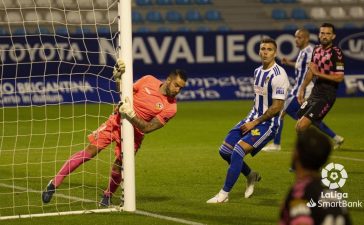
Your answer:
[155,102,164,110]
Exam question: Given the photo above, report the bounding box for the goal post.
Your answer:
[119,0,136,212]
[0,0,135,220]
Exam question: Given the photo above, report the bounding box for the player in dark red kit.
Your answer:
[296,23,344,134]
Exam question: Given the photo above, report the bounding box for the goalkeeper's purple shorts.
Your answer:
[88,113,144,160]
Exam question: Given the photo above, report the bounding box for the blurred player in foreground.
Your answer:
[263,28,344,152]
[296,23,345,134]
[280,127,351,225]
[42,59,187,206]
[206,38,290,203]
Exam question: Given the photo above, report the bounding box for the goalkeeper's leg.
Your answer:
[42,144,98,203]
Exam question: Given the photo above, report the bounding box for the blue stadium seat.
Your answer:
[283,24,298,30]
[165,11,183,22]
[13,27,26,35]
[97,27,111,34]
[196,26,210,32]
[185,10,203,22]
[194,0,212,4]
[217,25,230,32]
[205,10,222,21]
[175,0,193,5]
[146,11,164,23]
[271,9,288,20]
[176,27,191,32]
[136,0,153,6]
[36,27,50,34]
[303,23,317,31]
[280,0,297,3]
[0,28,7,35]
[132,11,143,23]
[157,27,172,32]
[261,0,278,3]
[135,27,150,33]
[291,8,308,19]
[75,27,92,34]
[342,23,357,29]
[156,0,174,4]
[56,27,68,35]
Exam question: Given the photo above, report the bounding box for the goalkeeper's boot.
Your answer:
[206,190,229,204]
[99,195,112,207]
[244,171,261,198]
[42,180,55,203]
[333,135,344,149]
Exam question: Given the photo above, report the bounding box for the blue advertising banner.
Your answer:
[1,29,363,106]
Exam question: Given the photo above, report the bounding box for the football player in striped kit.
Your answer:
[207,38,290,203]
[263,28,344,152]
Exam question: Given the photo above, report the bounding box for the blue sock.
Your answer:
[223,145,245,192]
[274,119,284,145]
[220,144,250,176]
[316,122,336,138]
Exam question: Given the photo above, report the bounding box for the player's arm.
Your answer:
[281,57,295,67]
[118,97,164,133]
[128,116,164,133]
[309,63,344,83]
[240,99,284,134]
[297,68,314,104]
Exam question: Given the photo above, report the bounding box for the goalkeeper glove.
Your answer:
[119,97,136,119]
[113,58,126,82]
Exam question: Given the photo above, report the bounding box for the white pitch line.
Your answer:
[331,155,364,162]
[0,183,94,203]
[0,183,205,225]
[276,151,364,162]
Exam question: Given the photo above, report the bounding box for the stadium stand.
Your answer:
[0,0,363,34]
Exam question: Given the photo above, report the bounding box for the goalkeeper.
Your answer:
[42,59,187,206]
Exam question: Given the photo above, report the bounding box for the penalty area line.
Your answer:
[0,183,205,225]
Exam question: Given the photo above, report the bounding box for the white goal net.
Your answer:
[0,0,124,219]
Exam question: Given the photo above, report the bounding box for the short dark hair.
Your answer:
[260,38,277,50]
[169,69,187,82]
[295,127,332,170]
[320,23,336,34]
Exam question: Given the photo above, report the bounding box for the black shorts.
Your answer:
[297,98,335,123]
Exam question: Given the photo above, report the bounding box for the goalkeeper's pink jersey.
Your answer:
[133,75,177,125]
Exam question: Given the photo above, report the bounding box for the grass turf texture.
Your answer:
[0,98,363,225]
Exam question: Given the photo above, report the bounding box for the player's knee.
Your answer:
[219,144,233,162]
[85,144,99,157]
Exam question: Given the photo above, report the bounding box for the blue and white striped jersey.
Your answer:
[291,45,314,98]
[246,62,290,126]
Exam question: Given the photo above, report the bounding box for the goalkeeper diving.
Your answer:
[42,59,187,206]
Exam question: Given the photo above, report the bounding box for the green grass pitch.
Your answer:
[0,98,363,225]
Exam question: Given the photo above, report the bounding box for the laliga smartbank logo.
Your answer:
[306,163,363,208]
[321,162,348,189]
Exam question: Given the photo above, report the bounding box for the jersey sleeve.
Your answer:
[271,72,290,100]
[155,104,177,125]
[310,46,319,63]
[331,47,345,74]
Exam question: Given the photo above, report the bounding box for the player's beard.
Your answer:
[320,38,332,48]
[166,85,177,98]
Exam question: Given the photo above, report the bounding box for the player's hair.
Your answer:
[295,127,332,170]
[260,38,277,50]
[320,23,336,34]
[169,69,188,82]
